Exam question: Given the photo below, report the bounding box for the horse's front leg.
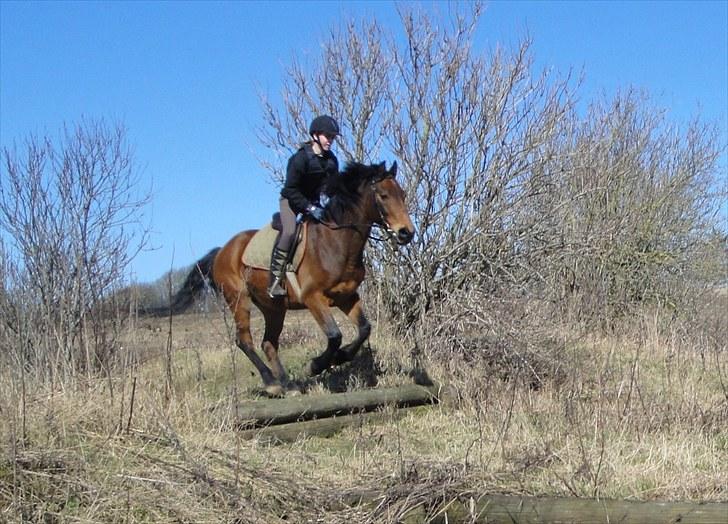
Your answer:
[331,293,371,366]
[303,291,342,376]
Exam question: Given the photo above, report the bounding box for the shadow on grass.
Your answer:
[318,343,382,393]
[283,343,435,396]
[247,340,436,398]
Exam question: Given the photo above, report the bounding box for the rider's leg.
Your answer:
[268,199,296,298]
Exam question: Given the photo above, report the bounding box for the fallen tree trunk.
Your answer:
[237,383,441,428]
[338,492,728,524]
[239,406,420,444]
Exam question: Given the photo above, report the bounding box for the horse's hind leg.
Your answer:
[332,293,371,366]
[224,287,282,396]
[260,307,289,386]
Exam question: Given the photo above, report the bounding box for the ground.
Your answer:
[1,301,726,523]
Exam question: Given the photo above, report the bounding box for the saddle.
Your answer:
[241,214,308,272]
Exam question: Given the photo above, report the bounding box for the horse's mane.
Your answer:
[325,162,380,219]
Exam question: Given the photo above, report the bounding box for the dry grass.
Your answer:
[1,299,726,522]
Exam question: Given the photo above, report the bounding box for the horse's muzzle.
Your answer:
[396,227,415,245]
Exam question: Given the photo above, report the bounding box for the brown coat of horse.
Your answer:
[170,161,414,395]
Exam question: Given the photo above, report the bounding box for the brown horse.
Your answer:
[170,161,414,395]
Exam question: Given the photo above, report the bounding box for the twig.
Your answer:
[126,376,137,434]
[164,254,175,403]
[116,473,180,486]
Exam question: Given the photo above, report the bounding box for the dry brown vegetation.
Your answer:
[1,294,726,522]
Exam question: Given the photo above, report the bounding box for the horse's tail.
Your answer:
[169,247,221,314]
[147,247,221,317]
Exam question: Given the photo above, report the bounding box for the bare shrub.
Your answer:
[0,118,150,383]
[420,290,568,389]
[541,90,726,323]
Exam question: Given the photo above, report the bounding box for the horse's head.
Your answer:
[328,160,415,245]
[370,161,415,245]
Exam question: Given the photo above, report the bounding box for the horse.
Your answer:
[169,161,414,395]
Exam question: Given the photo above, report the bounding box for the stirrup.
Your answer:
[268,278,287,298]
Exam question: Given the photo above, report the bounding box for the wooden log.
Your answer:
[237,383,441,428]
[239,406,419,444]
[393,494,728,524]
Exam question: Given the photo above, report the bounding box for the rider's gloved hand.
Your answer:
[319,192,331,208]
[307,205,326,222]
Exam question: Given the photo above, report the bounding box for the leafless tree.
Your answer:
[0,118,150,382]
[543,90,726,321]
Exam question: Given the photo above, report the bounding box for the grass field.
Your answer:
[1,298,726,523]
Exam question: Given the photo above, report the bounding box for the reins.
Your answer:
[319,219,394,243]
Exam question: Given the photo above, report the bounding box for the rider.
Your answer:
[268,115,340,298]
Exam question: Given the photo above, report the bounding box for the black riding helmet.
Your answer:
[309,115,340,137]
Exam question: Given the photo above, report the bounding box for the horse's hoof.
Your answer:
[285,388,302,398]
[264,383,284,397]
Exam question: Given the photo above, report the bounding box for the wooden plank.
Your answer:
[239,406,419,444]
[236,383,441,428]
[395,494,728,524]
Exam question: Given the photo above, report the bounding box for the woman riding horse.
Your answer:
[170,140,414,396]
[269,115,341,298]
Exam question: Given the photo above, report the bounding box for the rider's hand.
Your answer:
[307,205,325,222]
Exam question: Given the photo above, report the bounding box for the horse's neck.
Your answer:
[321,190,375,263]
[333,206,372,252]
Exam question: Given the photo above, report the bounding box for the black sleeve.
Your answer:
[280,151,312,214]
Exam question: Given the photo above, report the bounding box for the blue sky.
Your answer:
[2,1,726,283]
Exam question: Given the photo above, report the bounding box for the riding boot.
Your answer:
[267,246,290,298]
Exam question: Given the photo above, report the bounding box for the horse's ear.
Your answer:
[390,161,398,178]
[378,161,386,174]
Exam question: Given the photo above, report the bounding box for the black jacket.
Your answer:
[280,143,339,214]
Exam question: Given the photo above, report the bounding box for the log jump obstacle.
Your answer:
[341,493,728,524]
[237,383,441,443]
